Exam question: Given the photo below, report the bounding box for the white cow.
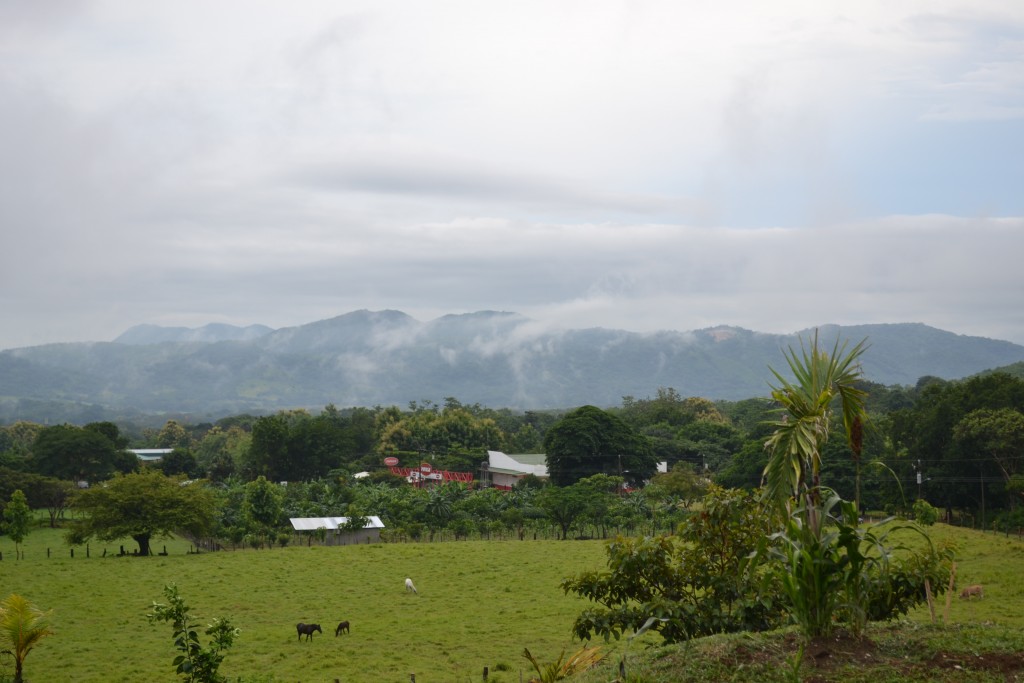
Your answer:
[405,577,418,594]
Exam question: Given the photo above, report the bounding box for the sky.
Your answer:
[2,0,1023,350]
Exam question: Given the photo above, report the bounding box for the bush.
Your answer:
[913,499,939,526]
[562,486,785,643]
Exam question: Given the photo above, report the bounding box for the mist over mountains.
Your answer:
[3,310,1024,423]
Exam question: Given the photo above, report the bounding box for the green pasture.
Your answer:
[0,528,608,683]
[2,522,1024,682]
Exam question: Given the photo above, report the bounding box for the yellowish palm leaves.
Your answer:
[0,593,54,683]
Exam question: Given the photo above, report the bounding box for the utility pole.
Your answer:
[916,459,923,500]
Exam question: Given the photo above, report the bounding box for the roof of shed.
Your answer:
[289,515,385,531]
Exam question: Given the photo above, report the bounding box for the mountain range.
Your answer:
[2,310,1023,423]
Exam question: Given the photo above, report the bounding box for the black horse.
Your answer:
[335,620,350,636]
[296,622,322,641]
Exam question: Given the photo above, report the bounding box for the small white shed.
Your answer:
[288,515,385,546]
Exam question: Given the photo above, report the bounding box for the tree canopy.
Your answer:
[543,405,657,487]
[66,470,217,556]
[31,424,135,483]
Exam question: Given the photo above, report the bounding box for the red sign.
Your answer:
[420,462,432,474]
[383,457,399,466]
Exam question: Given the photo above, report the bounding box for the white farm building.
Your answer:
[289,515,385,546]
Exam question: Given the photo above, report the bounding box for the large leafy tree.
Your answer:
[30,424,135,483]
[0,593,54,683]
[889,372,1024,515]
[375,404,505,472]
[953,407,1024,504]
[245,408,367,482]
[544,405,656,487]
[66,470,217,556]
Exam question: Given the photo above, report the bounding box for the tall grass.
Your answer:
[0,527,607,682]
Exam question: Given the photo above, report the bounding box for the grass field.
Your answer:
[2,521,1024,682]
[0,527,609,682]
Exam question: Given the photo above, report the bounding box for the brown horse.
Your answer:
[335,620,350,636]
[296,622,322,641]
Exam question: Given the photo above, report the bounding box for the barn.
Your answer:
[289,515,386,546]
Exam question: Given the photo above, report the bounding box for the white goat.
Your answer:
[405,577,418,594]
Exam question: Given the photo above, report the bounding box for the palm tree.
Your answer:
[762,330,868,535]
[0,593,54,683]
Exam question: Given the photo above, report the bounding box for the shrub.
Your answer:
[765,489,953,638]
[562,486,784,643]
[913,499,939,526]
[147,584,239,683]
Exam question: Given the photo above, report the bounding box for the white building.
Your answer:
[484,450,548,489]
[288,515,385,546]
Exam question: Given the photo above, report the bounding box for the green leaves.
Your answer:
[0,593,54,683]
[65,471,218,555]
[147,584,239,683]
[762,331,868,510]
[563,486,784,644]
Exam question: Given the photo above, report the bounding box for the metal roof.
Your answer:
[289,515,385,531]
[487,450,548,477]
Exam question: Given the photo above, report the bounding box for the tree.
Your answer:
[953,408,1024,504]
[544,406,656,487]
[2,490,32,558]
[83,421,129,450]
[645,463,708,509]
[243,476,283,540]
[36,477,75,529]
[31,424,125,483]
[888,372,1024,517]
[0,593,54,683]
[155,420,192,449]
[160,448,200,478]
[536,485,589,540]
[66,471,217,556]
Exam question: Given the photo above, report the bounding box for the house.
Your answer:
[288,515,385,546]
[483,450,667,490]
[484,450,548,489]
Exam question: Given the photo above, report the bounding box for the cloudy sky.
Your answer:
[2,0,1023,350]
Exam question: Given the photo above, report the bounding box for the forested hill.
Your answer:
[2,310,1023,421]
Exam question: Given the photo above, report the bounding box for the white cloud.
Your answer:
[0,1,1022,350]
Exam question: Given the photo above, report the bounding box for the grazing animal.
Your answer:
[405,577,418,594]
[335,620,350,636]
[960,584,984,600]
[296,622,322,641]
